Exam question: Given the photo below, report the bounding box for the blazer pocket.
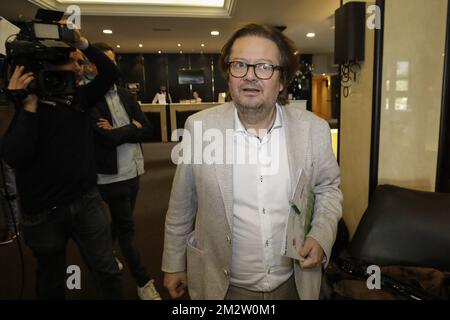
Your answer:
[186,231,205,299]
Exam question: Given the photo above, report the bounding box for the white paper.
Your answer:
[281,169,313,261]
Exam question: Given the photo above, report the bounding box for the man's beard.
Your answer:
[234,97,276,125]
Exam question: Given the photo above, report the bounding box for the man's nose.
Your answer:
[244,65,258,80]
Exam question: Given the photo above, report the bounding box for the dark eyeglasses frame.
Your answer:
[227,61,282,80]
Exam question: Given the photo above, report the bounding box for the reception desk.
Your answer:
[138,101,338,150]
[169,102,220,141]
[140,102,221,142]
[140,103,169,142]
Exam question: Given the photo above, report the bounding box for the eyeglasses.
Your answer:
[227,61,282,80]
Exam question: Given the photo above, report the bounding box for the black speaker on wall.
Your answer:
[334,1,366,64]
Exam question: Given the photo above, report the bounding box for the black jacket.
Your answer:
[91,87,153,175]
[1,44,119,215]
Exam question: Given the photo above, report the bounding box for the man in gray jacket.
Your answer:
[162,24,343,300]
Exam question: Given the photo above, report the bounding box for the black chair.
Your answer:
[327,185,450,300]
[349,184,450,272]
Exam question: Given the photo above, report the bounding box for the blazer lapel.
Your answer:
[213,103,235,231]
[283,106,310,197]
[98,96,113,123]
[117,87,134,118]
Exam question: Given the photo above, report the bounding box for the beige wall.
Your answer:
[340,0,448,237]
[378,0,448,191]
[339,0,375,237]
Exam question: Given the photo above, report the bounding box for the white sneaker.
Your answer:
[137,279,162,300]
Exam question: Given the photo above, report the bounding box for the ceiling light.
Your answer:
[158,50,162,54]
[116,45,121,48]
[293,50,299,55]
[86,0,224,6]
[306,32,316,38]
[103,29,113,34]
[201,43,205,47]
[211,30,220,36]
[180,50,183,54]
[139,44,143,48]
[177,43,181,47]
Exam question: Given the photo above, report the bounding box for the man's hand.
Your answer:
[8,66,38,112]
[164,272,187,298]
[58,20,87,48]
[298,237,324,269]
[71,28,88,48]
[132,119,142,128]
[97,118,113,130]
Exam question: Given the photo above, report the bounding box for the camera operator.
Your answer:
[1,27,125,299]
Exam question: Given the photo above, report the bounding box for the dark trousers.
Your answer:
[98,176,150,287]
[22,188,124,300]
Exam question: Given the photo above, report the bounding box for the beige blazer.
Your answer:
[162,102,343,300]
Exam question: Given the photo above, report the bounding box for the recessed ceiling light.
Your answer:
[211,30,220,36]
[306,32,316,38]
[139,44,143,48]
[177,43,181,47]
[103,29,113,34]
[116,45,121,48]
[180,50,183,54]
[158,50,162,54]
[201,43,205,47]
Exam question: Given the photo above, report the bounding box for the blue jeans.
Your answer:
[22,188,124,299]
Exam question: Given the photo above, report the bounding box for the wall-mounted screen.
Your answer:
[178,69,205,85]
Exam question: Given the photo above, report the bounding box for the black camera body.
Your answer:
[5,9,77,104]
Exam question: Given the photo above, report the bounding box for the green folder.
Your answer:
[304,192,314,235]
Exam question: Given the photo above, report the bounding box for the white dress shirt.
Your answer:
[153,92,167,104]
[231,104,293,292]
[97,86,145,185]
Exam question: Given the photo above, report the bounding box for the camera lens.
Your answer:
[44,72,67,92]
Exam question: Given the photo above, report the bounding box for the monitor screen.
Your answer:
[178,69,204,85]
[34,23,60,40]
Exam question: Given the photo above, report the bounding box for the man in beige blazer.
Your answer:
[162,24,342,300]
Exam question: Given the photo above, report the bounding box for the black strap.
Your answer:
[6,89,29,104]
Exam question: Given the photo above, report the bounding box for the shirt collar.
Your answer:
[108,84,118,93]
[234,103,283,134]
